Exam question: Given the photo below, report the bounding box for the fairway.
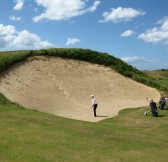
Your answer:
[0,55,160,122]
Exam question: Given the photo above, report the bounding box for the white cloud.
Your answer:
[66,38,81,46]
[138,17,168,44]
[14,0,24,11]
[33,0,100,22]
[0,24,16,36]
[121,56,150,70]
[121,30,134,37]
[9,16,22,21]
[100,7,145,23]
[86,1,101,12]
[0,24,54,49]
[158,16,168,30]
[121,56,168,70]
[121,56,148,63]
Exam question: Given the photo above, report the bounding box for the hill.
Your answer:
[144,69,168,95]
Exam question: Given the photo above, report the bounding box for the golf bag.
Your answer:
[150,101,158,116]
[159,98,166,109]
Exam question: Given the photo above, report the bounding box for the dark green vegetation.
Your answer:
[0,48,168,162]
[0,50,31,72]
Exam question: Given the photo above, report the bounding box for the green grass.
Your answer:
[0,96,168,162]
[0,49,168,161]
[144,69,168,94]
[0,50,31,72]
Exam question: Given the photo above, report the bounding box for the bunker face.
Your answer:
[0,56,160,122]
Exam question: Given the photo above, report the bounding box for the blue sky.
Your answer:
[0,0,168,70]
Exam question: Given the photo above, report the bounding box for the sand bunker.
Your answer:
[0,56,160,122]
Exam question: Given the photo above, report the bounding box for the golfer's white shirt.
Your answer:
[92,97,97,106]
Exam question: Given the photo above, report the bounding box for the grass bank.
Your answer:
[0,50,30,72]
[144,69,168,95]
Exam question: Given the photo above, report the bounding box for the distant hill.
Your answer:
[144,69,168,94]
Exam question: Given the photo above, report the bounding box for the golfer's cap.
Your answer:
[91,94,94,97]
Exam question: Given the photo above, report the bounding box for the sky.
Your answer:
[0,0,168,70]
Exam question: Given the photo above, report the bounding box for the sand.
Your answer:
[0,56,160,122]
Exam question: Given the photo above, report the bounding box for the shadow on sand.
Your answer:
[96,115,108,118]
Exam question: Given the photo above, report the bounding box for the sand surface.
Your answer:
[0,56,160,122]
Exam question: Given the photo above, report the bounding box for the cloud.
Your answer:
[100,7,145,23]
[0,24,54,49]
[121,56,148,63]
[66,38,81,46]
[86,0,101,12]
[121,56,168,70]
[138,17,168,44]
[33,0,100,22]
[121,56,149,70]
[121,56,150,70]
[121,30,134,37]
[13,0,24,11]
[9,16,22,21]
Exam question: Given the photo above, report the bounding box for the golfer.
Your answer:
[91,95,98,117]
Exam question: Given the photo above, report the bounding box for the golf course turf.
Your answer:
[0,49,168,162]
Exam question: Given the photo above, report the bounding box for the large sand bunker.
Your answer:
[0,56,160,122]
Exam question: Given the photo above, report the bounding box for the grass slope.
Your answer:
[0,49,168,162]
[0,50,30,72]
[144,69,168,95]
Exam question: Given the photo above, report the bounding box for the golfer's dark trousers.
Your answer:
[93,104,98,117]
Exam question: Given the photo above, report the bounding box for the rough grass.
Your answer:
[144,69,168,94]
[0,50,30,72]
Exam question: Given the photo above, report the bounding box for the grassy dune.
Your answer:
[0,49,168,162]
